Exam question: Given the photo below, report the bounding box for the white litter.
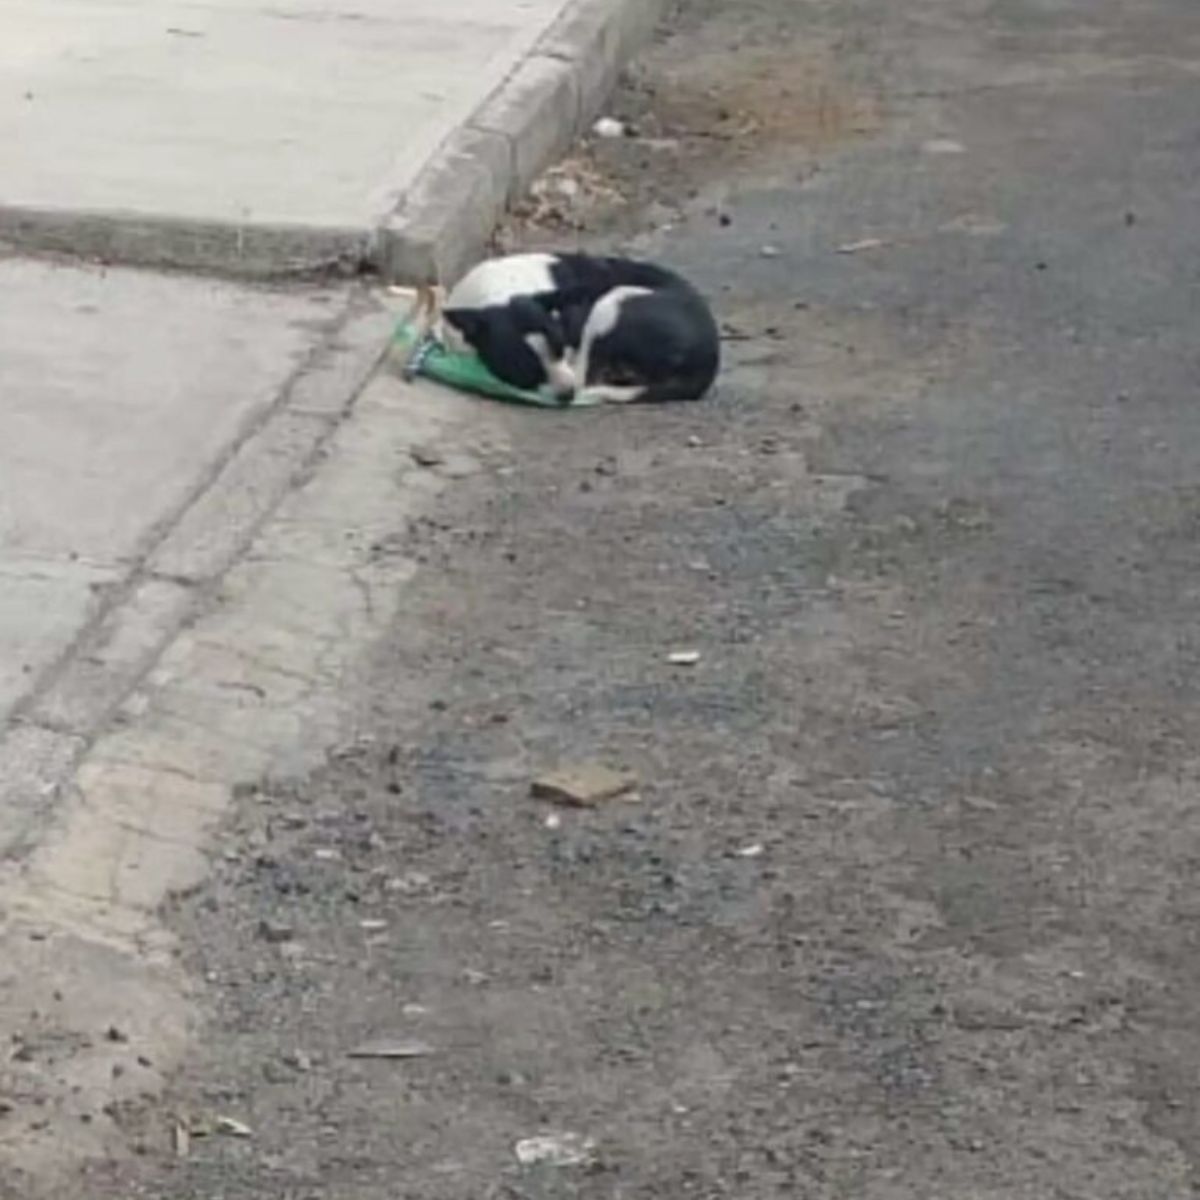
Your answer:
[592,116,626,139]
[515,1132,596,1167]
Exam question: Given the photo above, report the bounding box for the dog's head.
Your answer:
[445,299,575,397]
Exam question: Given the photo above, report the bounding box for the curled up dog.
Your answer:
[410,252,720,405]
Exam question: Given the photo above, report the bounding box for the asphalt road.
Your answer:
[61,0,1200,1195]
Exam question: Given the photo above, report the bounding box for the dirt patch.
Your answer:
[499,42,880,248]
[652,48,881,152]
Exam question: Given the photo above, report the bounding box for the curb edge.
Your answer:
[378,0,671,284]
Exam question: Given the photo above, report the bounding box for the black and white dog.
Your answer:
[429,252,720,404]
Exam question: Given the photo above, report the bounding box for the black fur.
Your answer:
[444,295,565,392]
[442,252,719,402]
[578,273,720,403]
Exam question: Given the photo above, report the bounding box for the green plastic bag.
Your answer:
[392,320,596,409]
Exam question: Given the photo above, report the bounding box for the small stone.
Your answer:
[257,919,295,944]
[261,1061,290,1084]
[531,765,637,808]
[760,244,782,258]
[952,998,1025,1031]
[384,871,432,895]
[282,1050,313,1072]
[667,650,701,666]
[347,1038,434,1060]
[409,444,444,468]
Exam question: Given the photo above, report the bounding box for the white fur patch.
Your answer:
[547,361,578,395]
[577,384,647,405]
[523,331,576,395]
[575,285,652,389]
[447,253,559,311]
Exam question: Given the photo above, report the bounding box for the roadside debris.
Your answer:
[347,1038,434,1060]
[175,1112,254,1149]
[257,918,294,944]
[837,237,890,254]
[922,138,966,155]
[715,324,753,343]
[282,1049,313,1072]
[508,155,625,235]
[531,764,637,807]
[592,116,626,139]
[409,444,444,468]
[515,1132,597,1168]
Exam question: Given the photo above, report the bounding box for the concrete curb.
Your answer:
[382,0,669,283]
[0,0,667,283]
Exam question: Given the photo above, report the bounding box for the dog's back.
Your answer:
[574,270,720,404]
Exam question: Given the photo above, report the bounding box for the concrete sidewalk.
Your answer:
[0,3,663,1185]
[0,257,395,852]
[0,0,660,278]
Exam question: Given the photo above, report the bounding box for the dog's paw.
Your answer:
[547,359,577,397]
